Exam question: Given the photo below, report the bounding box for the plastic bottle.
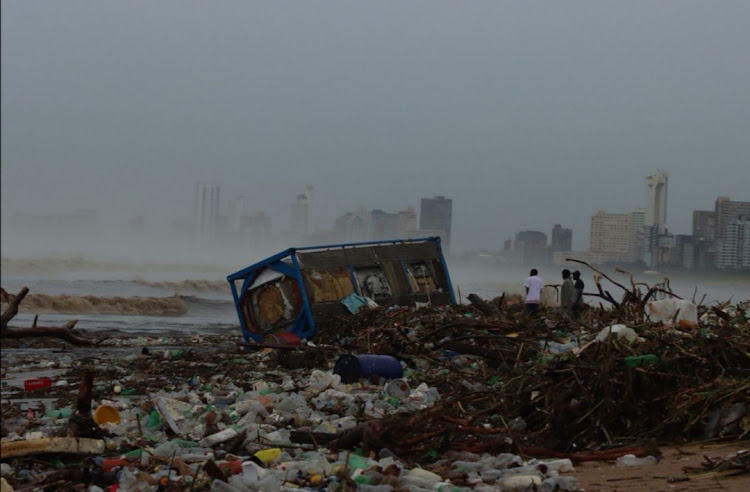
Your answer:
[615,454,658,466]
[625,354,659,367]
[501,475,542,491]
[145,411,162,429]
[539,458,574,474]
[199,428,239,447]
[434,483,464,492]
[541,476,579,491]
[172,438,198,448]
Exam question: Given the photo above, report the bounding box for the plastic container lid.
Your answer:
[93,404,121,425]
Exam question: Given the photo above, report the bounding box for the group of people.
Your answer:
[523,268,585,318]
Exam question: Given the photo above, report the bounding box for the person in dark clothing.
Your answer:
[560,269,574,318]
[572,270,585,316]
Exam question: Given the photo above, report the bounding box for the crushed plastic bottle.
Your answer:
[541,475,579,491]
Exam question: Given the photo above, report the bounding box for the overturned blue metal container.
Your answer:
[333,354,404,384]
[227,237,455,344]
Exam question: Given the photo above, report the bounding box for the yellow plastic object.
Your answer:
[93,404,121,426]
[254,447,282,464]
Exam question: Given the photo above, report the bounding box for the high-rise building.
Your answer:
[228,196,249,234]
[345,206,372,242]
[717,217,750,270]
[644,170,668,231]
[195,183,220,241]
[514,230,549,265]
[590,211,641,263]
[371,209,399,240]
[290,186,314,240]
[420,196,452,253]
[692,210,717,241]
[715,197,750,242]
[397,207,417,237]
[550,224,572,252]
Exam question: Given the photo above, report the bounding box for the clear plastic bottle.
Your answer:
[615,454,658,467]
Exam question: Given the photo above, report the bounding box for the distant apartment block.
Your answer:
[715,196,750,242]
[195,183,220,242]
[644,170,668,231]
[397,207,417,237]
[510,230,549,265]
[590,211,641,263]
[420,196,452,254]
[692,210,716,242]
[550,224,572,252]
[717,217,750,270]
[371,209,399,240]
[345,207,372,243]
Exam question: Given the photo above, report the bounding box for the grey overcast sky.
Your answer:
[2,0,749,254]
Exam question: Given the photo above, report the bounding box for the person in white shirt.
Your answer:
[523,268,543,316]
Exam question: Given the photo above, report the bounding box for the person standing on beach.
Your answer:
[572,270,585,317]
[560,269,574,318]
[523,269,543,316]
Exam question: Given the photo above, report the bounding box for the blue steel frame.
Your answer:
[227,237,456,344]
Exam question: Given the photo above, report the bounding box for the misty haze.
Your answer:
[1,3,750,490]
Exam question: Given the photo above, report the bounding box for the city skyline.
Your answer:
[3,2,750,257]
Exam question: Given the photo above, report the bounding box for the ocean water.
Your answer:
[1,258,238,337]
[1,256,747,338]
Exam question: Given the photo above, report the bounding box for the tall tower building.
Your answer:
[644,170,668,231]
[195,183,220,242]
[290,186,314,240]
[420,196,453,253]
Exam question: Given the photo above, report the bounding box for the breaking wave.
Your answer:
[132,278,229,293]
[3,293,189,316]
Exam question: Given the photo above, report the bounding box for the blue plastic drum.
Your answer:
[333,354,403,383]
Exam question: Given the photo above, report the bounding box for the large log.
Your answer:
[1,286,100,346]
[1,321,98,347]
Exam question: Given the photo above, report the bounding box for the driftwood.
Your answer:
[1,286,101,346]
[467,293,499,317]
[56,369,106,439]
[0,437,105,458]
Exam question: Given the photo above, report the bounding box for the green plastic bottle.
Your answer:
[625,354,659,367]
[171,438,198,448]
[146,411,162,429]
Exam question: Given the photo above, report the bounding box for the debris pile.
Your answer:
[1,266,748,491]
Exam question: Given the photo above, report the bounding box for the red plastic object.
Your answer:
[24,378,52,391]
[268,332,301,346]
[218,460,243,475]
[102,458,130,472]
